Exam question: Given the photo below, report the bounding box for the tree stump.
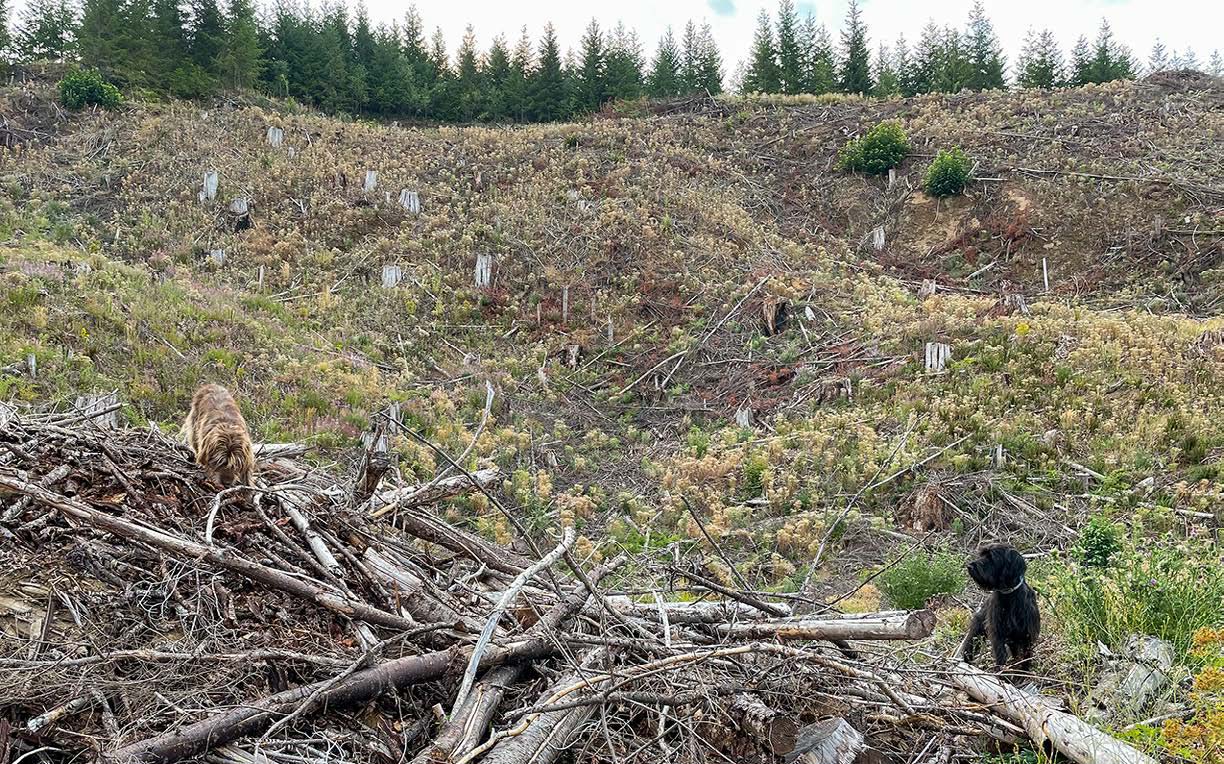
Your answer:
[266,127,284,147]
[199,170,219,202]
[398,189,420,213]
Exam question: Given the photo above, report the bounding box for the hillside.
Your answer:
[2,73,1224,762]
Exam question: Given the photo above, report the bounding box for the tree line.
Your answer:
[0,0,1219,123]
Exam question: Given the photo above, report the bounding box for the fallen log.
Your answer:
[411,664,528,764]
[787,718,865,764]
[716,610,935,642]
[104,557,625,764]
[950,662,1158,764]
[363,547,483,632]
[379,505,531,577]
[252,443,307,459]
[730,693,800,755]
[373,467,504,513]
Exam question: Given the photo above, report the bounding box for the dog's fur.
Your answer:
[181,384,255,488]
[959,543,1040,671]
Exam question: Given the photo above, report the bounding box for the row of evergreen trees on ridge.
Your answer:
[0,0,1220,122]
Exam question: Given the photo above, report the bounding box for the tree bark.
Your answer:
[411,664,528,764]
[950,662,1158,764]
[791,717,865,764]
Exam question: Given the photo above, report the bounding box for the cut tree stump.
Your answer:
[399,189,420,213]
[730,694,800,755]
[352,421,394,506]
[786,718,864,764]
[199,170,219,202]
[1086,635,1174,723]
[924,342,951,372]
[474,254,494,288]
[265,127,284,147]
[871,226,885,251]
[72,393,120,428]
[380,265,403,289]
[363,170,378,193]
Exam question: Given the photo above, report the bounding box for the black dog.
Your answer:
[959,544,1040,672]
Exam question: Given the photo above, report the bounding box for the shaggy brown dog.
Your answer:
[181,384,255,488]
[960,543,1040,672]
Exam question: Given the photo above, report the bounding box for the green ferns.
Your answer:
[836,121,910,174]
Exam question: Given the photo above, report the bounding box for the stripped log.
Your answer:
[104,557,624,764]
[716,610,935,642]
[252,442,307,459]
[950,662,1158,764]
[352,421,393,506]
[411,664,528,764]
[730,694,799,755]
[363,547,481,631]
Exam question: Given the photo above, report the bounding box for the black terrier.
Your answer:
[959,543,1040,672]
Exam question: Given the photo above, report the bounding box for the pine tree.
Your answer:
[149,0,189,88]
[0,0,10,61]
[648,27,682,97]
[16,0,76,61]
[604,22,643,101]
[352,4,376,76]
[187,0,225,76]
[219,0,261,90]
[427,25,458,121]
[796,13,816,92]
[454,24,481,121]
[1069,35,1091,85]
[1209,50,1223,77]
[873,43,898,97]
[368,23,413,115]
[934,26,971,92]
[483,34,511,120]
[775,0,803,94]
[680,20,699,93]
[1148,40,1168,73]
[1088,20,1133,83]
[530,23,567,121]
[1017,28,1063,89]
[908,21,941,95]
[742,9,779,93]
[1179,48,1200,72]
[894,35,916,96]
[808,23,836,94]
[838,0,871,94]
[695,22,722,94]
[77,0,126,75]
[574,18,603,111]
[965,0,1005,90]
[504,26,532,121]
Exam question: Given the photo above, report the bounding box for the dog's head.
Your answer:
[966,543,1027,592]
[198,426,253,488]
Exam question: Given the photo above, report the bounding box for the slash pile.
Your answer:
[0,409,1151,764]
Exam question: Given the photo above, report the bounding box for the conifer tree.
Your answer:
[0,0,10,61]
[187,0,225,76]
[574,18,604,111]
[77,0,125,74]
[694,22,722,94]
[454,24,481,121]
[775,0,803,94]
[368,23,413,115]
[1088,20,1133,83]
[352,4,376,76]
[1017,28,1063,88]
[483,34,511,120]
[1209,50,1223,77]
[149,0,189,87]
[893,35,915,95]
[530,23,567,121]
[838,0,871,94]
[648,26,682,97]
[16,0,76,61]
[965,0,1005,90]
[680,20,699,93]
[742,9,779,93]
[1177,48,1199,71]
[220,0,262,90]
[1148,40,1168,73]
[504,26,532,121]
[808,22,836,94]
[1069,35,1091,85]
[604,22,643,101]
[909,21,941,94]
[873,43,899,97]
[934,27,971,92]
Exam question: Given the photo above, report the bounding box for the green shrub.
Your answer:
[59,69,123,110]
[924,148,972,197]
[836,121,910,174]
[877,550,965,609]
[1073,516,1123,568]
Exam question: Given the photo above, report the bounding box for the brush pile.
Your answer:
[0,407,1153,764]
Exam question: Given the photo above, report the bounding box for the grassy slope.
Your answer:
[2,75,1224,754]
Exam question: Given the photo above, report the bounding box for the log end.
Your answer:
[906,609,937,639]
[765,716,801,756]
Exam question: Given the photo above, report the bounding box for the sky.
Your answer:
[363,0,1221,80]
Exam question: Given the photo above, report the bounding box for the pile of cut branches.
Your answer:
[0,408,1153,764]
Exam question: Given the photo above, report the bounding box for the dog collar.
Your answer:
[994,577,1025,594]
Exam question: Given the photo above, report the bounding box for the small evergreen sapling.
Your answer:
[924,147,972,197]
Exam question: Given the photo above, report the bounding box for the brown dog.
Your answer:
[181,384,256,488]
